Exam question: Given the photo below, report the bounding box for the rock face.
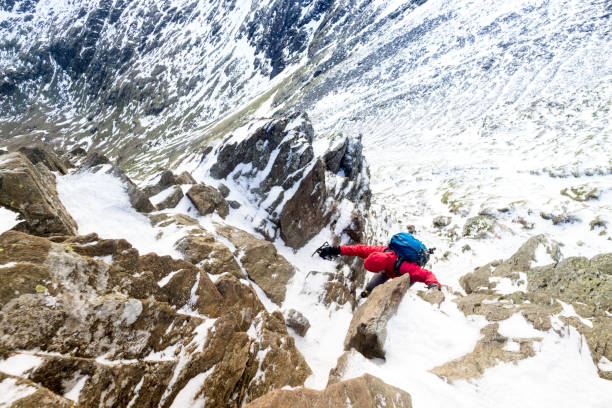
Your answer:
[208,113,370,249]
[0,152,78,236]
[186,183,229,218]
[244,374,413,408]
[0,230,311,407]
[217,224,295,305]
[344,274,412,359]
[17,146,69,175]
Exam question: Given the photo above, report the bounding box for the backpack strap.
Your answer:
[393,257,405,275]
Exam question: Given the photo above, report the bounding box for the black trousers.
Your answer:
[365,273,389,293]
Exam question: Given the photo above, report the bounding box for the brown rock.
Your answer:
[430,323,541,382]
[17,146,68,175]
[176,171,197,185]
[216,224,295,305]
[344,274,411,359]
[244,373,412,408]
[285,309,310,336]
[174,232,245,279]
[0,153,78,236]
[187,183,229,218]
[152,185,184,210]
[280,159,331,249]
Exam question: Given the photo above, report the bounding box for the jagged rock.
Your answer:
[228,200,241,209]
[216,224,295,305]
[17,146,68,175]
[175,171,197,185]
[244,373,412,408]
[208,114,370,249]
[174,232,245,279]
[430,323,540,382]
[0,152,78,236]
[186,183,229,218]
[280,159,330,249]
[344,274,411,359]
[143,169,179,197]
[284,309,310,336]
[433,216,451,228]
[150,185,184,210]
[0,230,311,407]
[540,211,580,225]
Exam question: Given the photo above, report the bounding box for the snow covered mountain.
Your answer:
[0,0,611,407]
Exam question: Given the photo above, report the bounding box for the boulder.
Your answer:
[244,374,412,408]
[0,230,311,407]
[0,153,77,236]
[150,185,184,210]
[143,170,177,197]
[216,224,295,305]
[284,309,310,336]
[17,146,68,174]
[344,274,411,359]
[186,183,229,218]
[175,171,197,185]
[174,232,245,279]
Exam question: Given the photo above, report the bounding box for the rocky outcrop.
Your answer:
[216,224,295,305]
[17,146,69,175]
[186,183,229,218]
[430,323,541,382]
[344,274,412,359]
[244,374,412,408]
[0,230,311,407]
[151,185,184,210]
[0,152,78,236]
[143,170,197,198]
[82,152,156,213]
[208,113,370,249]
[455,234,612,380]
[174,232,245,279]
[302,270,355,310]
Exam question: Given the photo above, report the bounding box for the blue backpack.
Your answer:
[388,232,435,271]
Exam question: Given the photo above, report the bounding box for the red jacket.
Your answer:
[340,245,441,286]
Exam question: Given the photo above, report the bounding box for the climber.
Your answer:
[315,242,441,298]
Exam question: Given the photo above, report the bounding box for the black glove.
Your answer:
[317,246,341,260]
[427,283,441,291]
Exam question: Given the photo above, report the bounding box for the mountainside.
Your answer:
[1,0,611,407]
